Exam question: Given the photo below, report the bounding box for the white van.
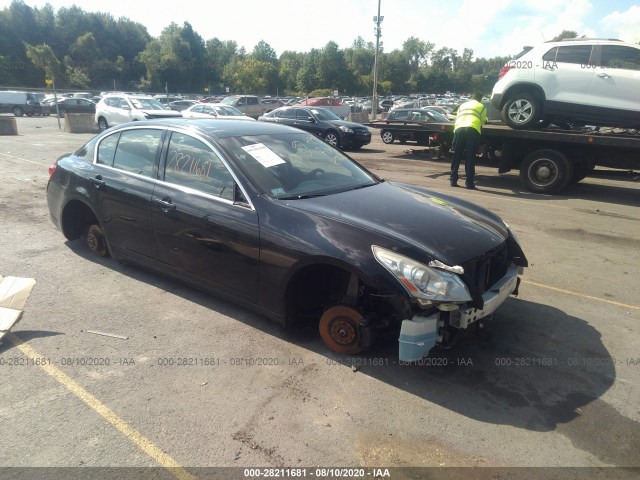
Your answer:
[0,91,42,116]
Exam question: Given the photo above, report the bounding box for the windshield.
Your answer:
[309,108,341,121]
[220,96,237,106]
[218,132,379,199]
[130,98,167,110]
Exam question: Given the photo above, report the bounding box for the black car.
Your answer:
[42,97,96,117]
[380,108,452,145]
[258,106,371,150]
[46,119,527,361]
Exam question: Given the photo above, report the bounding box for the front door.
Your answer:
[151,130,260,301]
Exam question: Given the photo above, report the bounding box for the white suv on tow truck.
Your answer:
[491,38,640,130]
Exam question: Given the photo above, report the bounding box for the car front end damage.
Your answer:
[372,233,527,362]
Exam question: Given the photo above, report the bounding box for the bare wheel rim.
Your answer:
[319,305,363,354]
[508,99,533,124]
[86,224,108,257]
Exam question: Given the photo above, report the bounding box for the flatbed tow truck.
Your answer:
[366,120,640,193]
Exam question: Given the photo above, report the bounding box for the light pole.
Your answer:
[372,0,383,120]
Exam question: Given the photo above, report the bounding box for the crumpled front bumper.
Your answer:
[398,263,520,362]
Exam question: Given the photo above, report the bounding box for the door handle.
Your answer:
[596,72,611,78]
[153,197,176,211]
[90,175,105,189]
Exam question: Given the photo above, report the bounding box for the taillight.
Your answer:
[433,134,438,141]
[48,162,57,176]
[498,65,513,79]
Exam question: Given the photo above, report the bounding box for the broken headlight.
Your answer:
[372,245,472,303]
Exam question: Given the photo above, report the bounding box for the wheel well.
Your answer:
[502,84,546,108]
[60,200,99,241]
[284,262,406,328]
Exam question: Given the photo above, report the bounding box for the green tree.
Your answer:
[550,30,579,42]
[24,42,62,86]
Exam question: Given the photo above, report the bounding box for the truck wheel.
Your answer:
[520,149,573,193]
[13,106,24,117]
[502,93,541,129]
[381,130,394,144]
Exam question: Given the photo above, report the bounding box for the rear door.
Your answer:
[151,130,260,301]
[91,127,164,259]
[536,44,594,111]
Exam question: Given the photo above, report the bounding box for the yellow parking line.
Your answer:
[8,334,197,480]
[0,152,50,167]
[522,279,640,311]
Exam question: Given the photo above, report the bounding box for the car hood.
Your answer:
[327,119,369,129]
[284,181,508,266]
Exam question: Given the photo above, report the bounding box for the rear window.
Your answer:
[600,45,640,71]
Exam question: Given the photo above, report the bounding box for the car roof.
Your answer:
[105,118,299,139]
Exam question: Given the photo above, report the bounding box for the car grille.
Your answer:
[354,127,370,136]
[462,242,510,296]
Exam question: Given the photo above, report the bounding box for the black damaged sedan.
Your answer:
[46,119,527,361]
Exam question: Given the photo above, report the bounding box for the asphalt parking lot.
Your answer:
[1,115,639,480]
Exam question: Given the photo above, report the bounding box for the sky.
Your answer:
[4,0,640,59]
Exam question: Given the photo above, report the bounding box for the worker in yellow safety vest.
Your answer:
[449,92,487,189]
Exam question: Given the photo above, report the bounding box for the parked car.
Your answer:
[259,106,371,149]
[294,97,351,118]
[42,97,96,117]
[46,118,527,361]
[380,108,452,144]
[168,100,197,111]
[260,97,285,112]
[0,91,42,116]
[491,38,640,129]
[220,95,264,119]
[95,94,182,131]
[181,103,255,121]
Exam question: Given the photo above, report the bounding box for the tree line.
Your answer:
[1,0,525,96]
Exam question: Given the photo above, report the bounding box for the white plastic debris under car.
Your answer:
[0,275,36,342]
[398,313,440,362]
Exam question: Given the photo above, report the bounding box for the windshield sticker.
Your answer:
[242,143,286,167]
[271,187,285,196]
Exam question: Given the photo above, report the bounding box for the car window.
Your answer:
[600,45,640,71]
[548,45,592,65]
[112,129,163,177]
[393,110,410,120]
[247,97,259,105]
[295,109,314,121]
[164,132,235,201]
[278,109,296,119]
[96,133,120,166]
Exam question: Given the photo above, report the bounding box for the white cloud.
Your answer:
[599,5,640,43]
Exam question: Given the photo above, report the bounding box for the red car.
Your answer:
[294,97,350,118]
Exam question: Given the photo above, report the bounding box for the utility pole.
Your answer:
[372,0,383,121]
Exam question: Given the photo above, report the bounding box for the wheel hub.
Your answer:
[330,318,357,345]
[536,165,552,180]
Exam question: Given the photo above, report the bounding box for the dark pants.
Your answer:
[450,127,480,186]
